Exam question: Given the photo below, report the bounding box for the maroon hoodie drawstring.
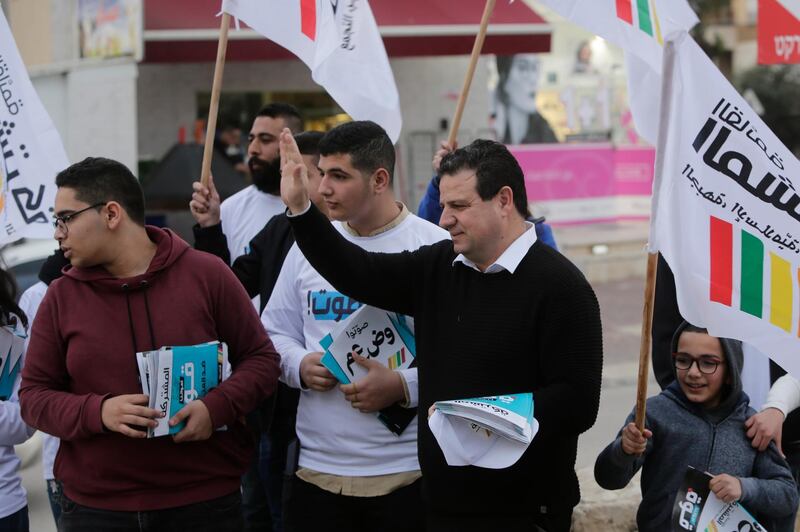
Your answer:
[121,284,139,355]
[121,281,158,355]
[139,280,157,350]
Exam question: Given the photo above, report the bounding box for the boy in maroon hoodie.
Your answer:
[19,157,280,531]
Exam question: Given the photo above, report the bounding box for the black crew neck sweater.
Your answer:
[288,203,603,513]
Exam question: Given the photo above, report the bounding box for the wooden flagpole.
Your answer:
[200,13,232,188]
[447,0,496,146]
[634,40,678,432]
[634,252,658,430]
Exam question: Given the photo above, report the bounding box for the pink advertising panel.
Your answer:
[509,144,655,225]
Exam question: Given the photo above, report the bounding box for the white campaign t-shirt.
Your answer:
[263,213,449,476]
[220,185,285,262]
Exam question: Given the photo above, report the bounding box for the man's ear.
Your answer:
[496,185,515,213]
[105,201,124,230]
[372,168,391,194]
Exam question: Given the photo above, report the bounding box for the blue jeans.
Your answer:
[0,506,28,532]
[59,491,242,532]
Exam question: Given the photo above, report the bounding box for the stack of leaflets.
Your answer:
[434,394,536,444]
[428,393,538,469]
[319,305,417,435]
[0,324,25,401]
[672,467,765,531]
[137,341,228,438]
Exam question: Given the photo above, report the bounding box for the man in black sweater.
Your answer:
[278,131,603,531]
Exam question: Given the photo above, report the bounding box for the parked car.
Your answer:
[0,238,59,297]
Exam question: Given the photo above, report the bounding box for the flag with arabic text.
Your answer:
[222,0,402,142]
[651,33,800,377]
[535,0,699,144]
[0,10,67,244]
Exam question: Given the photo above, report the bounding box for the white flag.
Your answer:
[535,0,698,143]
[0,10,68,244]
[222,0,402,143]
[651,33,800,377]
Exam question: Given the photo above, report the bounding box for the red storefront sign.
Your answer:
[758,0,800,64]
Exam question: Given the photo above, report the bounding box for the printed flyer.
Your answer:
[428,393,538,469]
[672,467,766,531]
[319,305,417,435]
[320,305,415,384]
[0,323,25,401]
[137,341,228,438]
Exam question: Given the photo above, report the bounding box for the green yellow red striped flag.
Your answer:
[709,216,797,335]
[615,0,664,44]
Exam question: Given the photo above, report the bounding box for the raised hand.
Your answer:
[189,173,221,227]
[432,140,457,175]
[279,128,310,214]
[620,422,652,456]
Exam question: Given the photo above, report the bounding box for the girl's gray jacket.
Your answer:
[595,381,798,531]
[596,323,797,531]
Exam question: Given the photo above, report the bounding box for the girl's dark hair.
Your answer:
[0,268,27,329]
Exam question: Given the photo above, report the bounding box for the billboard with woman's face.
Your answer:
[492,54,558,145]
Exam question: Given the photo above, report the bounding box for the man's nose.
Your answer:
[247,138,259,157]
[318,175,332,195]
[439,210,454,229]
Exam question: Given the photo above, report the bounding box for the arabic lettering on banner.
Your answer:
[0,11,67,244]
[320,305,416,385]
[652,33,800,378]
[307,289,361,322]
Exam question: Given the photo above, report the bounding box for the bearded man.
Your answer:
[191,103,304,262]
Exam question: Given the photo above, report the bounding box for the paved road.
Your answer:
[19,277,653,529]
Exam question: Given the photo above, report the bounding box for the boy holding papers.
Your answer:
[595,322,798,531]
[20,157,280,531]
[262,121,448,531]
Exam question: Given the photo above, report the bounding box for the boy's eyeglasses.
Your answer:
[672,352,725,375]
[53,203,105,236]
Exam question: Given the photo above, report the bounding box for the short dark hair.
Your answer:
[257,103,303,134]
[682,324,708,335]
[296,131,323,168]
[295,131,323,156]
[318,121,395,182]
[55,157,146,225]
[439,139,528,217]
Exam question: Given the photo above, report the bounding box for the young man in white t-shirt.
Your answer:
[262,121,449,532]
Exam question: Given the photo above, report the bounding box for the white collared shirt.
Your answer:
[453,222,537,274]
